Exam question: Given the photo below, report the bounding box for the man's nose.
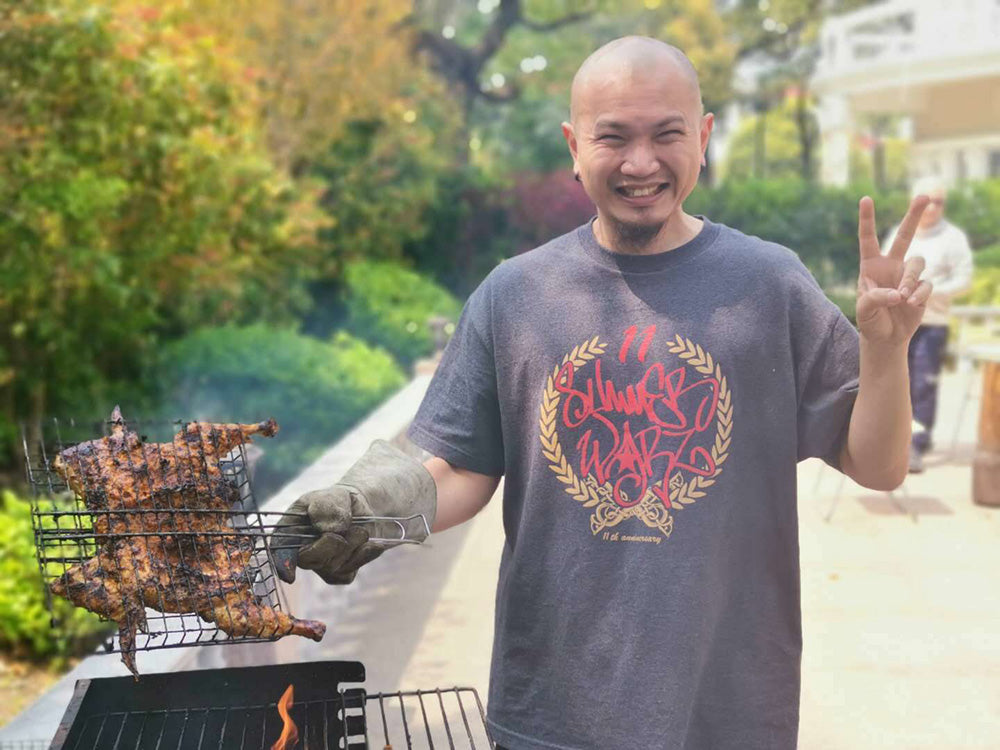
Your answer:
[620,142,660,178]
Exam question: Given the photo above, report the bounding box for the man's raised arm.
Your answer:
[840,195,932,490]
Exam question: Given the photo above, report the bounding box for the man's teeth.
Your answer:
[623,185,661,197]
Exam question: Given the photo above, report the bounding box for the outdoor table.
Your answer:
[951,305,1000,366]
[971,343,1000,507]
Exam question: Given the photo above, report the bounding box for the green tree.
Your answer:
[189,0,467,284]
[723,95,818,181]
[722,0,878,182]
[847,124,911,193]
[0,1,326,460]
[192,0,444,173]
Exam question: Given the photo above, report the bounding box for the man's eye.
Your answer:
[597,134,623,142]
[658,130,683,138]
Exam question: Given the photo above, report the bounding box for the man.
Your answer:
[883,176,974,473]
[275,37,932,749]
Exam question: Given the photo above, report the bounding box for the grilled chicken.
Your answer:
[49,407,326,678]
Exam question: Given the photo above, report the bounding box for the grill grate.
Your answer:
[21,412,305,663]
[62,698,363,750]
[60,690,493,750]
[363,688,493,750]
[48,663,494,750]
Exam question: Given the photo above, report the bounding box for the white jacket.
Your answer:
[883,219,974,326]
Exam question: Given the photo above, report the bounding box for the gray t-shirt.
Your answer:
[408,217,859,750]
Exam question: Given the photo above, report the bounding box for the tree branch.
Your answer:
[521,10,592,32]
[478,82,522,102]
[408,0,594,109]
[473,0,524,67]
[732,0,821,63]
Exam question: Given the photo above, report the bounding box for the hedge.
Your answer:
[343,261,461,366]
[157,325,407,495]
[0,490,111,661]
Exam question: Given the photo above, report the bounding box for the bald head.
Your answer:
[911,175,948,228]
[561,36,713,251]
[911,175,945,199]
[570,37,702,125]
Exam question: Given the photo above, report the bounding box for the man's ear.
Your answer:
[699,113,714,167]
[561,121,579,173]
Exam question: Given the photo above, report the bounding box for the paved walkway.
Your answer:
[797,369,1000,749]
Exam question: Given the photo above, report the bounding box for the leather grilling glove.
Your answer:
[271,440,436,585]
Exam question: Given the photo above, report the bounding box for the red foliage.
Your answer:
[136,6,161,22]
[506,170,595,254]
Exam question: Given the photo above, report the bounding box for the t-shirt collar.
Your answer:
[577,215,719,274]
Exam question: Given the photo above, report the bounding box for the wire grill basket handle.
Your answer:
[269,512,431,548]
[267,512,432,583]
[352,513,431,545]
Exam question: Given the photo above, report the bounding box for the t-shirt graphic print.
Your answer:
[540,324,732,542]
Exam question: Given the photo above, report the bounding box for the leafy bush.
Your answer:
[948,179,1000,250]
[157,325,406,494]
[0,491,111,661]
[403,165,513,296]
[686,178,908,287]
[959,241,1000,305]
[973,243,1000,269]
[963,268,1000,306]
[505,170,596,255]
[343,262,461,366]
[405,168,593,297]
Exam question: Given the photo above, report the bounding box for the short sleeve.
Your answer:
[797,313,860,467]
[407,281,505,476]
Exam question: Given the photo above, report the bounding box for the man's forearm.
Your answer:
[839,340,912,490]
[423,456,501,533]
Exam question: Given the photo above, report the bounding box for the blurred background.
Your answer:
[0,0,998,745]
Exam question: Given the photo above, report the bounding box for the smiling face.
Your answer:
[919,189,946,230]
[911,175,946,231]
[562,41,713,251]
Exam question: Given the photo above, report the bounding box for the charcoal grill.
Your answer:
[21,413,428,666]
[50,662,494,750]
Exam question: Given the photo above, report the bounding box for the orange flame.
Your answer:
[270,684,299,750]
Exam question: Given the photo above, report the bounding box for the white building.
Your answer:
[813,0,1000,187]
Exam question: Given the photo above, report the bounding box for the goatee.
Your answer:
[606,218,665,253]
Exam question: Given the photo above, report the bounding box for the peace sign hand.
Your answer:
[856,195,933,346]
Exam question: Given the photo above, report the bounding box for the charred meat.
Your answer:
[50,407,326,677]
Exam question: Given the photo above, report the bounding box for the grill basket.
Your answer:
[22,412,299,656]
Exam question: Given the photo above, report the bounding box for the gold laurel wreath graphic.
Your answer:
[665,334,733,510]
[538,334,732,538]
[539,336,607,510]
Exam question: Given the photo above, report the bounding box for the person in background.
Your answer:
[884,176,974,472]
